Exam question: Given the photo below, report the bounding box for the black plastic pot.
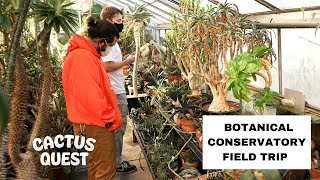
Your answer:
[127,93,149,113]
[200,101,242,115]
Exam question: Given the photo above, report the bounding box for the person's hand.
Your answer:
[126,55,135,64]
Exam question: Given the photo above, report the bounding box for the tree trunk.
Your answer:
[21,29,46,58]
[0,132,8,179]
[188,74,202,97]
[27,32,52,150]
[7,57,37,180]
[142,27,146,46]
[132,24,141,96]
[5,0,31,95]
[207,82,230,112]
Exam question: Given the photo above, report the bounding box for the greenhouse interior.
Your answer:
[0,0,320,179]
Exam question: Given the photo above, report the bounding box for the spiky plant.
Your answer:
[5,0,31,95]
[5,1,77,179]
[125,4,152,96]
[27,0,77,149]
[7,57,37,180]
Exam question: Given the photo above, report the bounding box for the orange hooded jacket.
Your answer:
[62,35,122,131]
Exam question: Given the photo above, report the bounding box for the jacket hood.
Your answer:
[67,34,100,58]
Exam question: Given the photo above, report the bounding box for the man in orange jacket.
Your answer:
[62,17,122,180]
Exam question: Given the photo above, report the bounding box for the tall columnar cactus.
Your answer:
[8,57,37,180]
[3,1,78,179]
[125,5,151,96]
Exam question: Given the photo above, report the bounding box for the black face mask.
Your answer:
[114,23,124,33]
[97,44,107,55]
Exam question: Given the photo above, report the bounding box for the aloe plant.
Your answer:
[125,4,152,96]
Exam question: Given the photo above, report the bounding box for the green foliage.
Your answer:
[0,0,14,31]
[149,140,179,180]
[238,170,256,180]
[225,170,282,180]
[254,87,279,112]
[0,87,8,135]
[91,3,103,19]
[10,0,19,10]
[31,0,78,37]
[0,14,10,31]
[178,166,200,179]
[182,152,198,163]
[226,45,270,102]
[260,170,282,180]
[166,81,190,102]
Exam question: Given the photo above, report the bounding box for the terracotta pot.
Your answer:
[179,150,189,161]
[123,65,130,76]
[179,118,196,132]
[182,159,199,168]
[168,75,182,84]
[196,130,203,150]
[195,130,202,140]
[309,168,320,179]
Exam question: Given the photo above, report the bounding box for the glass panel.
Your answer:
[249,29,279,93]
[129,0,172,20]
[118,0,135,7]
[265,0,320,9]
[216,0,271,14]
[200,0,217,8]
[153,2,175,13]
[281,28,320,108]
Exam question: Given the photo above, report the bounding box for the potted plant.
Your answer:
[206,45,273,115]
[167,1,274,113]
[253,87,279,115]
[176,166,200,180]
[181,152,199,168]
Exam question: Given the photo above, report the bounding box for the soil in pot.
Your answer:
[201,101,241,115]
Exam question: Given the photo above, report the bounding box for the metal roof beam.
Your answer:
[95,0,128,10]
[245,9,320,28]
[208,0,220,5]
[124,0,171,21]
[246,6,320,16]
[138,0,173,17]
[254,0,280,11]
[158,0,180,11]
